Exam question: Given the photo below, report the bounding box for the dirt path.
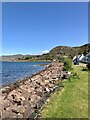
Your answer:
[75,63,87,67]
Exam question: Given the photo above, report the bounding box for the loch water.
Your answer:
[1,61,51,86]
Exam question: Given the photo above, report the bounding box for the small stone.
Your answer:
[45,87,50,92]
[2,109,17,118]
[3,99,11,109]
[12,106,26,114]
[13,100,21,106]
[36,91,42,97]
[23,106,34,118]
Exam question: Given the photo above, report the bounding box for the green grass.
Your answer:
[40,65,89,118]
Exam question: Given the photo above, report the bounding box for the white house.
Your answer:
[78,54,85,61]
[73,53,90,64]
[73,55,79,65]
[81,54,90,63]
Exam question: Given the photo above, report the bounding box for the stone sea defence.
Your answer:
[0,62,70,119]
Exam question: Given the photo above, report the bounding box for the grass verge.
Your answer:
[40,65,88,118]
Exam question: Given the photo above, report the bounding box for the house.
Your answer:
[73,55,79,65]
[73,53,90,65]
[81,54,90,63]
[78,54,85,62]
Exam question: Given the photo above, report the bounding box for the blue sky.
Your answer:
[2,2,88,55]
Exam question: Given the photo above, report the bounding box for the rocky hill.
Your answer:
[49,43,90,58]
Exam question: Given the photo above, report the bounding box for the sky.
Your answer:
[2,2,88,55]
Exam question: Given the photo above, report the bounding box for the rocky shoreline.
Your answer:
[0,62,71,119]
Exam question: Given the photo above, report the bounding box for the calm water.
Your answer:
[1,61,51,86]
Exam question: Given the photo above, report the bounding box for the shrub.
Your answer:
[24,57,30,60]
[63,58,72,71]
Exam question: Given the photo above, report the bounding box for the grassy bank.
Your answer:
[40,65,88,118]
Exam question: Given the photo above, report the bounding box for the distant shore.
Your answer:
[1,60,52,62]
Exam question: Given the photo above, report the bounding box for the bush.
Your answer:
[63,58,72,71]
[24,57,30,60]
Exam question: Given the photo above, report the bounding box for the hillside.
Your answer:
[1,43,90,61]
[1,54,31,62]
[49,43,90,58]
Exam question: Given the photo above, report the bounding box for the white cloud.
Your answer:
[42,50,49,54]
